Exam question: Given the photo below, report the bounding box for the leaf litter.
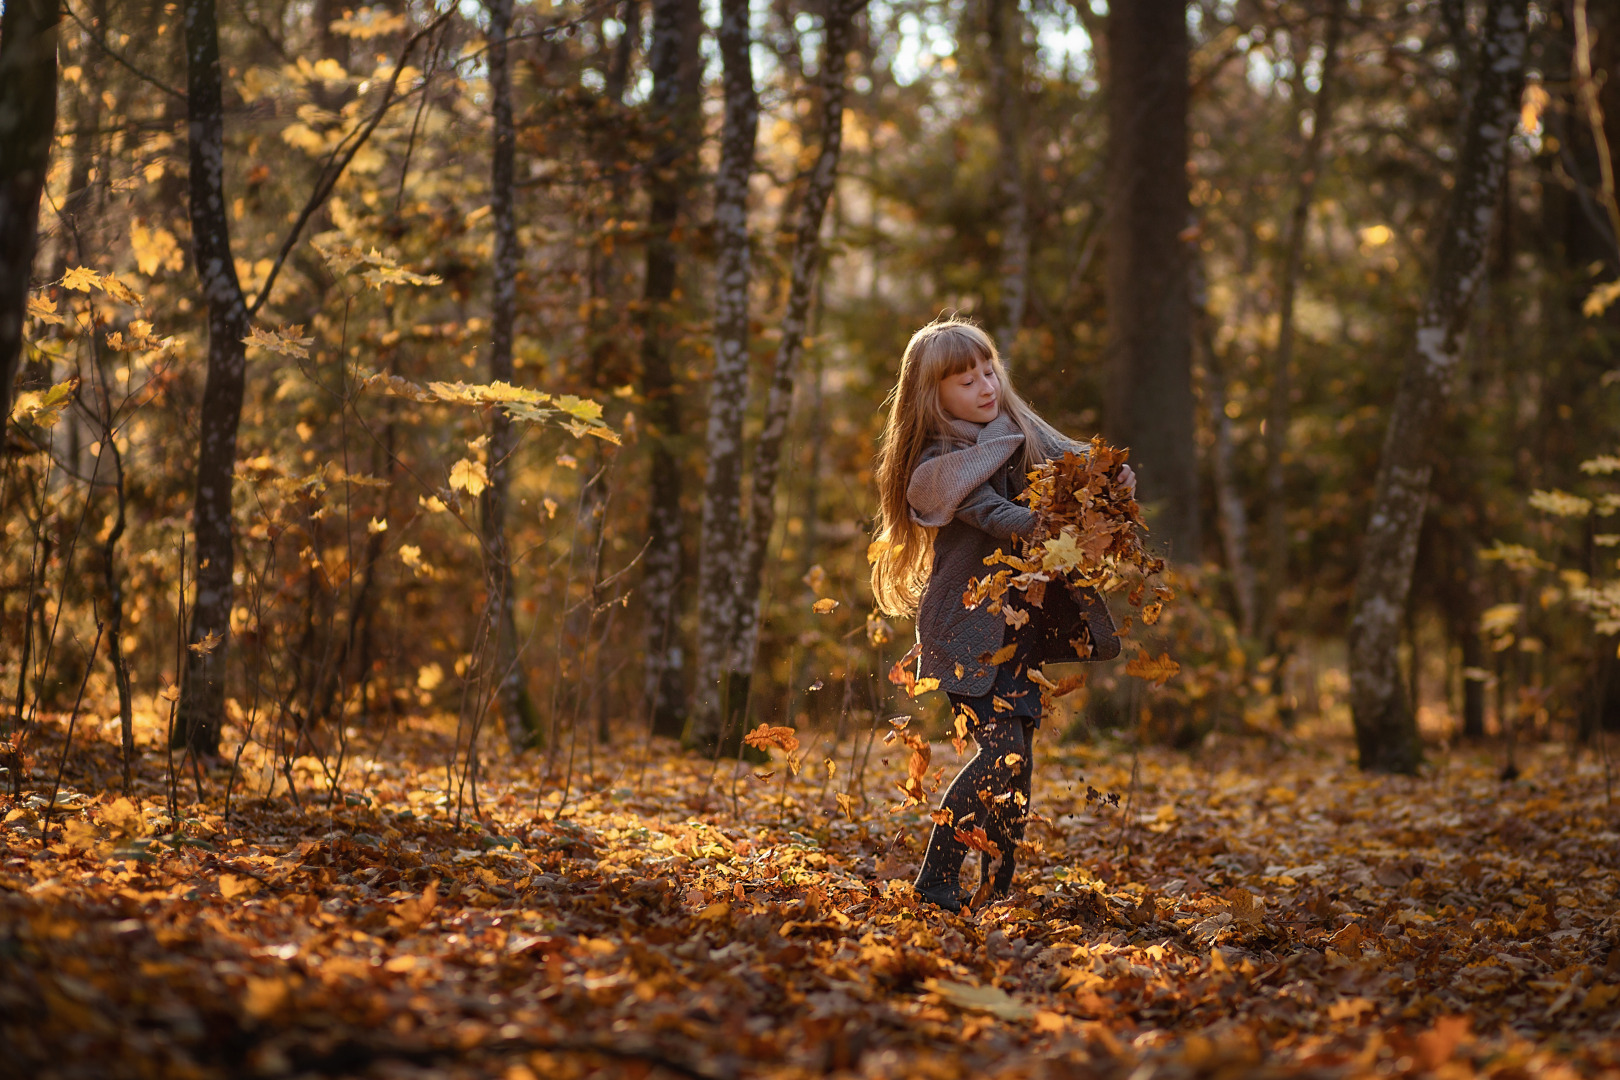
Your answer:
[2,714,1618,1079]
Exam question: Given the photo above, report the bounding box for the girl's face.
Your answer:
[937,355,1000,423]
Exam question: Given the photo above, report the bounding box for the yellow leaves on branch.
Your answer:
[359,375,620,444]
[1581,455,1620,476]
[1528,489,1593,518]
[1125,648,1180,687]
[10,379,78,430]
[399,545,434,579]
[310,239,442,288]
[60,267,143,304]
[329,6,409,38]
[242,324,314,359]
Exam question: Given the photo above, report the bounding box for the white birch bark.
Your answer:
[1348,0,1527,773]
[731,0,864,687]
[177,0,253,754]
[688,0,760,749]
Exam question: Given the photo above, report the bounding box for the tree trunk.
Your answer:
[0,0,60,447]
[688,0,760,751]
[1348,0,1527,774]
[1258,0,1346,649]
[176,0,253,755]
[641,0,703,739]
[1104,0,1199,562]
[482,0,536,753]
[730,0,863,717]
[987,0,1028,353]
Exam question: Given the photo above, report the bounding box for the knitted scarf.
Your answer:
[906,413,1025,528]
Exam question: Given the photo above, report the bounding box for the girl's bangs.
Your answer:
[922,327,990,380]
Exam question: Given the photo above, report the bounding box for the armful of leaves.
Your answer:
[962,437,1177,683]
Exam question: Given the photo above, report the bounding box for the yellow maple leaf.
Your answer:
[448,458,489,496]
[1040,529,1085,572]
[60,266,101,292]
[25,294,65,326]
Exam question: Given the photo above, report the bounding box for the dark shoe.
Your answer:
[914,881,963,913]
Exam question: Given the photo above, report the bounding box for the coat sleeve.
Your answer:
[954,482,1038,541]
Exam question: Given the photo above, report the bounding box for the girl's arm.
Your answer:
[955,482,1038,541]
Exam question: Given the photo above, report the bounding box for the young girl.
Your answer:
[871,316,1128,912]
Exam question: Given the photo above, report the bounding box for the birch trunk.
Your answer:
[731,0,863,703]
[1258,0,1345,649]
[688,0,759,751]
[987,0,1028,352]
[641,0,703,739]
[176,0,253,755]
[0,0,60,447]
[1104,0,1199,562]
[1348,0,1527,773]
[482,0,536,752]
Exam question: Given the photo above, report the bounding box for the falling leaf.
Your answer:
[742,724,799,755]
[1125,649,1180,686]
[188,629,224,656]
[366,517,388,534]
[807,679,824,691]
[812,598,839,614]
[978,644,1015,666]
[803,564,827,592]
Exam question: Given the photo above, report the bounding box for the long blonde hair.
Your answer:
[870,315,1052,617]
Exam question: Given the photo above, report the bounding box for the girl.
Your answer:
[870,316,1127,912]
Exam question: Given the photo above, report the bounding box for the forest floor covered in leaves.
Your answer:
[3,711,1619,1080]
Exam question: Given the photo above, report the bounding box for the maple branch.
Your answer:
[246,10,451,318]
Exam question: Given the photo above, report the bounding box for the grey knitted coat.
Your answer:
[907,415,1119,697]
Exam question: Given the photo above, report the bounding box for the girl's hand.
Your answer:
[1118,464,1137,494]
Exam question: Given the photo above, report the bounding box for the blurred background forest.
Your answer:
[2,0,1619,806]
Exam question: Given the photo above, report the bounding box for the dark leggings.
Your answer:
[914,707,1036,899]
